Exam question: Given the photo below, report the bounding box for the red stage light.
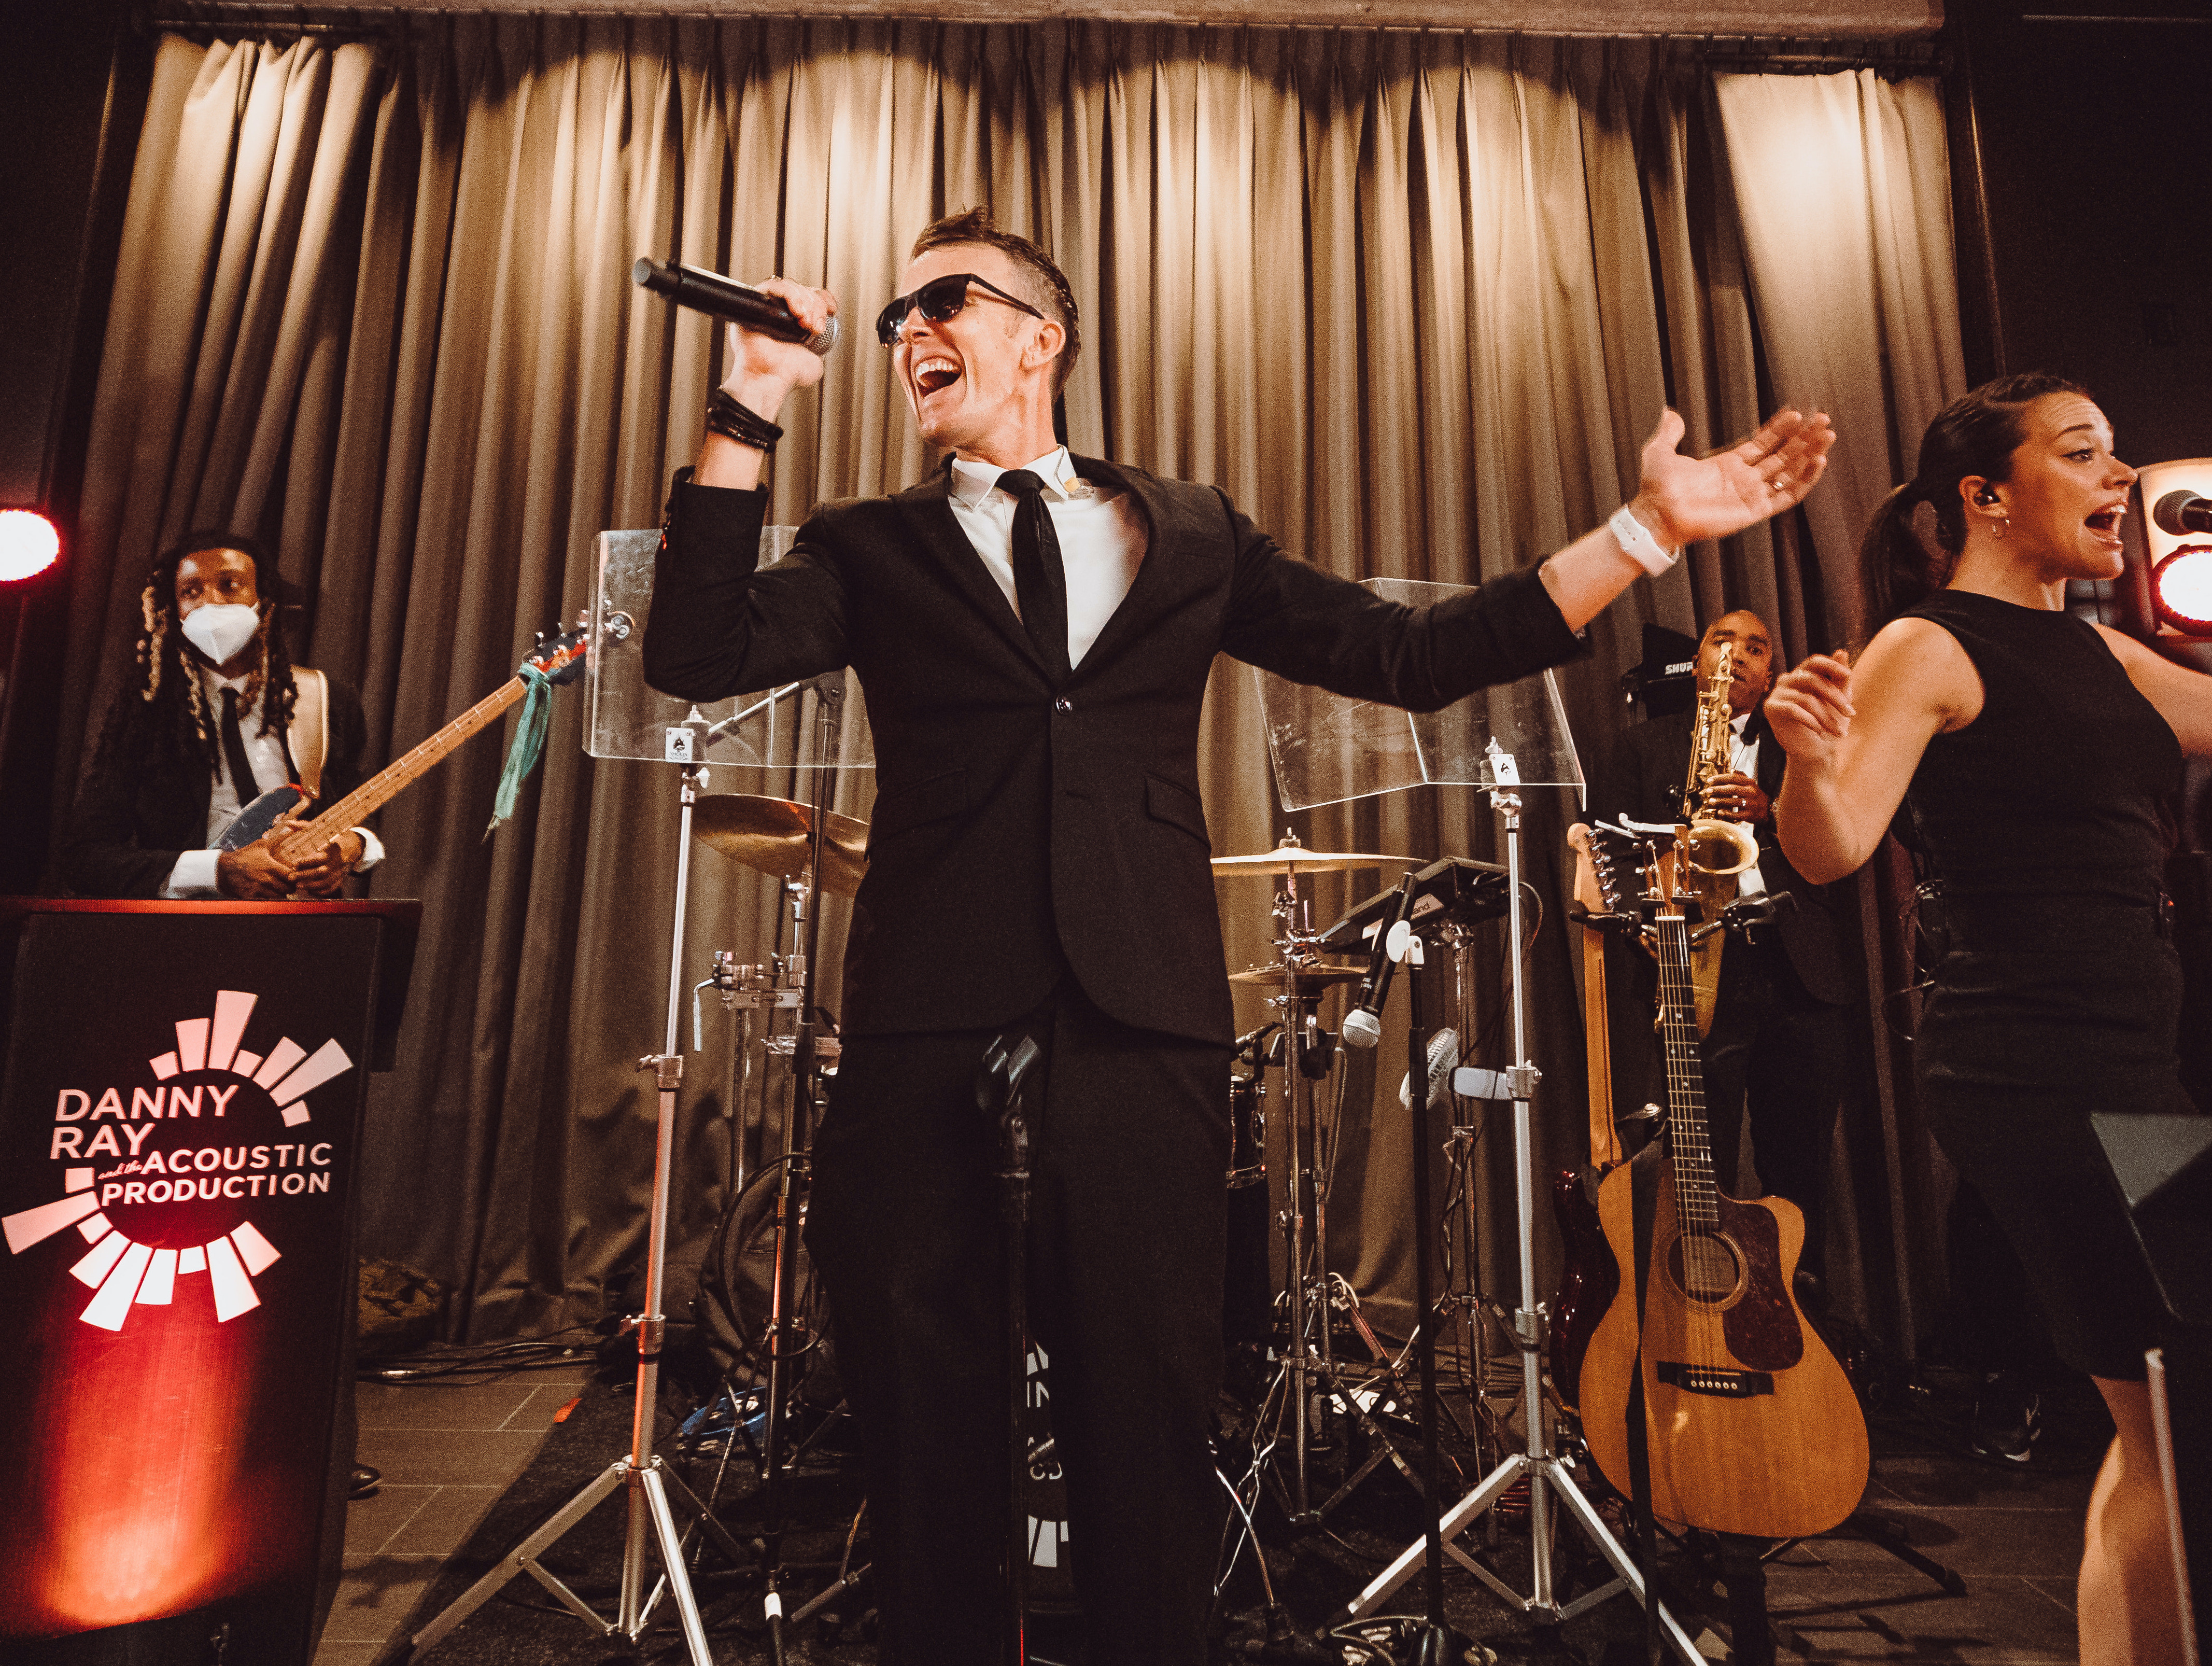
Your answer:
[0,508,61,582]
[2152,544,2212,636]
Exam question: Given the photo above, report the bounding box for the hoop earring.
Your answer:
[1993,517,2008,539]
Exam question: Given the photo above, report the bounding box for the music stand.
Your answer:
[1255,579,1700,1664]
[410,528,870,1662]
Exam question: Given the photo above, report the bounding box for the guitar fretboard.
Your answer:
[1655,909,1720,1235]
[275,676,528,861]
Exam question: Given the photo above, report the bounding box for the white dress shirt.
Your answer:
[947,446,1148,669]
[1728,711,1766,897]
[162,665,385,897]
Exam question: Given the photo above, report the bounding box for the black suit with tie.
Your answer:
[62,676,372,899]
[1593,707,1856,1255]
[647,457,1584,1662]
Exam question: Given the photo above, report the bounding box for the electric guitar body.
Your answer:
[1551,822,1625,1411]
[1575,822,1868,1539]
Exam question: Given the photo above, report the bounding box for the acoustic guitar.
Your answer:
[216,627,589,863]
[1575,823,1867,1539]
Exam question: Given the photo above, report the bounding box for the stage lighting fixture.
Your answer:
[2153,544,2212,634]
[0,508,61,582]
[2138,460,2212,649]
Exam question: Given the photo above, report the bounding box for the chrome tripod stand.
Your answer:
[1343,749,1702,1666]
[1215,840,1425,1562]
[410,762,750,1662]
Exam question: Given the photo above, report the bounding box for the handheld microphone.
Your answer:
[1341,877,1420,1049]
[2153,490,2212,538]
[631,258,839,355]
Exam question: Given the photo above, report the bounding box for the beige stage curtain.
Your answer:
[55,19,1962,1347]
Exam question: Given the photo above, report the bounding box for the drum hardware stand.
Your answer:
[410,762,750,1664]
[1344,751,1703,1666]
[757,675,847,1665]
[979,1031,1046,1666]
[1255,869,1421,1531]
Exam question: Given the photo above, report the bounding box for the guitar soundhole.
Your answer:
[1669,1231,1745,1307]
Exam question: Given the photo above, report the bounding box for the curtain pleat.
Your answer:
[55,22,1965,1346]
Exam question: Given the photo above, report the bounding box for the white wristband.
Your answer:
[1608,503,1679,576]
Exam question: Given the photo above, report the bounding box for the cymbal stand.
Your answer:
[410,763,749,1663]
[1252,869,1418,1531]
[1432,923,1501,1466]
[759,676,846,1664]
[1344,749,1702,1666]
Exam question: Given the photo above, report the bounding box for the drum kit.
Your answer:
[421,785,1684,1662]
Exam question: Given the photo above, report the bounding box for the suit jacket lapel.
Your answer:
[1062,455,1191,676]
[892,464,1052,677]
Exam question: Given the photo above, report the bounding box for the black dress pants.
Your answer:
[805,981,1232,1665]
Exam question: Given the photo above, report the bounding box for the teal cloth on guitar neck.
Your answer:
[485,662,553,836]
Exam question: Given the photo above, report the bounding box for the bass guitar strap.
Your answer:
[290,668,329,798]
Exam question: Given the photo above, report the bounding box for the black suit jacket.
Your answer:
[1590,707,1855,1005]
[645,456,1586,1045]
[61,676,373,900]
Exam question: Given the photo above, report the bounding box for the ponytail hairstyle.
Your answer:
[1860,371,2091,627]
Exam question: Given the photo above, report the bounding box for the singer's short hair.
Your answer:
[910,208,1081,399]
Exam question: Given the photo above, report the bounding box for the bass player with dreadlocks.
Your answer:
[62,531,383,900]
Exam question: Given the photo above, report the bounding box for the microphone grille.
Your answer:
[1341,1008,1383,1049]
[2154,489,2210,538]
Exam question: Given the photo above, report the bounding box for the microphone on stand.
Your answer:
[1341,877,1420,1049]
[2153,491,2212,538]
[631,258,840,355]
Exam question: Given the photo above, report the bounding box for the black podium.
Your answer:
[0,900,417,1661]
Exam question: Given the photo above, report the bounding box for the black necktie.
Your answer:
[995,469,1071,683]
[219,688,259,802]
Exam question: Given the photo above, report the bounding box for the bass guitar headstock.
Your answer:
[524,625,590,687]
[1571,820,1681,919]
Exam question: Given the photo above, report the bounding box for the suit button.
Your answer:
[1053,697,1073,713]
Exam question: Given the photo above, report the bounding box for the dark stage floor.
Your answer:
[318,1353,2104,1666]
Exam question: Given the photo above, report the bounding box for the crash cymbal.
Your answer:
[1210,835,1411,877]
[1228,961,1365,988]
[693,794,868,896]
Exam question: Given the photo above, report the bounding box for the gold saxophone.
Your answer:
[1678,639,1759,1035]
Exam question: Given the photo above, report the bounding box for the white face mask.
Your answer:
[180,603,262,668]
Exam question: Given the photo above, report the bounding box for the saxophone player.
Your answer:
[1589,610,1858,1289]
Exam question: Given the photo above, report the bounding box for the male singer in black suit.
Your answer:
[1593,609,1856,1266]
[643,209,1835,1664]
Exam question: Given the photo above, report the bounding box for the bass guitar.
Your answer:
[1549,822,1628,1412]
[216,627,589,862]
[1576,823,1867,1539]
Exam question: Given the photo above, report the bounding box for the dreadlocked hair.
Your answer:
[99,530,297,777]
[1860,372,2091,628]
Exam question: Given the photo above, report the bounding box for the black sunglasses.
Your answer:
[875,273,1045,346]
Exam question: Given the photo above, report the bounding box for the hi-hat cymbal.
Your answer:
[1228,961,1365,988]
[693,794,868,896]
[1211,836,1410,877]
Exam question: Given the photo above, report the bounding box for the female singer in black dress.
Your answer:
[1766,373,2195,1664]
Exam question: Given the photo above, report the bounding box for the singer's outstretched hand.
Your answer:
[1630,407,1835,550]
[698,277,837,491]
[1536,405,1835,632]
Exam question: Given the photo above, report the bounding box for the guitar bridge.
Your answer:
[1656,1362,1773,1398]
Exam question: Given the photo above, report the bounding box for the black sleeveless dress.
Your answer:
[1903,589,2193,1381]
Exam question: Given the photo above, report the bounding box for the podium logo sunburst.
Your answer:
[2,990,351,1331]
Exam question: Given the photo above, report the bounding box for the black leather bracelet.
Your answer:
[705,387,783,453]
